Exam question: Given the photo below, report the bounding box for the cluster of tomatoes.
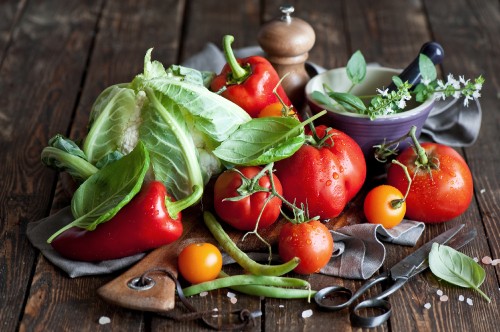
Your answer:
[211,125,367,275]
[178,122,475,284]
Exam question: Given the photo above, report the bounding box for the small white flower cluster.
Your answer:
[426,74,484,107]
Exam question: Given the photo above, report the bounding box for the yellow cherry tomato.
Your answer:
[258,102,298,119]
[178,242,222,284]
[363,185,406,228]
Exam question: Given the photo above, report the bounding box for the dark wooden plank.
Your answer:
[0,1,102,330]
[178,0,261,63]
[0,0,27,62]
[20,0,186,331]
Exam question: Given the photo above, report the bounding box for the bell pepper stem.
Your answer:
[166,185,202,219]
[223,35,250,83]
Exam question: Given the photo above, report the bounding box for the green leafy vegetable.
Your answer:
[429,243,491,302]
[41,135,98,182]
[84,85,143,164]
[47,141,150,243]
[213,117,305,166]
[346,50,366,85]
[141,87,204,199]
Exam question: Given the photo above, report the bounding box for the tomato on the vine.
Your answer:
[387,142,473,223]
[213,166,283,231]
[278,219,334,274]
[275,125,366,220]
[257,101,299,119]
[364,185,406,228]
[178,242,222,284]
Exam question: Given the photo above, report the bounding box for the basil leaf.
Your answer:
[346,50,366,84]
[47,142,150,243]
[311,91,338,109]
[392,76,404,88]
[429,243,491,302]
[419,53,437,82]
[326,90,366,112]
[213,117,305,166]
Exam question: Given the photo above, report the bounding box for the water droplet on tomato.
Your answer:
[332,172,339,179]
[339,166,344,173]
[326,180,332,186]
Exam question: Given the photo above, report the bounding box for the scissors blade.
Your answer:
[389,224,465,279]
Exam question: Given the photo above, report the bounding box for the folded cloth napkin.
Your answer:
[27,205,424,279]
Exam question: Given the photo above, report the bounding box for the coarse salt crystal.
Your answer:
[424,303,432,309]
[437,289,443,296]
[279,304,285,308]
[480,188,486,194]
[459,295,465,301]
[99,316,111,325]
[212,308,219,317]
[492,259,500,266]
[473,257,479,262]
[482,256,493,264]
[199,291,208,297]
[466,298,473,306]
[227,292,236,298]
[230,297,238,304]
[439,295,449,302]
[301,309,313,318]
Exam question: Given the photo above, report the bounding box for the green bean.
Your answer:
[183,272,311,297]
[203,211,300,276]
[219,271,315,300]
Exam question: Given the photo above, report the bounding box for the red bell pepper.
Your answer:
[210,35,292,118]
[51,181,183,262]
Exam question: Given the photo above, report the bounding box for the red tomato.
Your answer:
[178,242,222,284]
[213,166,283,231]
[275,126,366,220]
[313,126,367,202]
[364,185,406,228]
[387,143,473,223]
[278,220,334,274]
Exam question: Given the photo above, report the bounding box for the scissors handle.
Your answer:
[350,298,392,328]
[314,271,391,311]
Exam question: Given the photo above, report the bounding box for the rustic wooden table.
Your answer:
[1,0,499,331]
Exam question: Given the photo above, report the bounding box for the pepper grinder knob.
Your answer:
[258,5,316,108]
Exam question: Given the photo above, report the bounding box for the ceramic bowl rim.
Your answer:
[305,66,435,120]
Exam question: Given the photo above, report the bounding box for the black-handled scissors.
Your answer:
[314,224,477,328]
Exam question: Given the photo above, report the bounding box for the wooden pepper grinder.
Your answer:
[258,5,315,109]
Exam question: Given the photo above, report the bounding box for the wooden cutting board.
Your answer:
[97,186,364,312]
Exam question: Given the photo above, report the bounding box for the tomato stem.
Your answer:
[374,125,429,166]
[391,159,412,202]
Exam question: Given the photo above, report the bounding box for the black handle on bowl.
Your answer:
[387,42,444,91]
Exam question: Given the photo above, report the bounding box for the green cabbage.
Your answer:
[42,49,251,203]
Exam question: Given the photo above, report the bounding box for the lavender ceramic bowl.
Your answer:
[305,67,435,159]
